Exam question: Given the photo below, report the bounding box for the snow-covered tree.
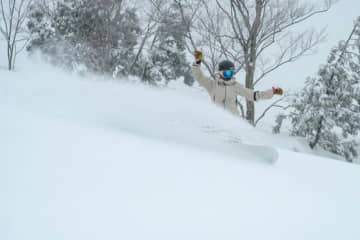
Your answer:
[27,0,193,84]
[27,1,75,68]
[27,2,55,53]
[27,0,141,76]
[276,18,360,162]
[134,2,193,86]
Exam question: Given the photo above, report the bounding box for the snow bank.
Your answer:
[1,59,360,240]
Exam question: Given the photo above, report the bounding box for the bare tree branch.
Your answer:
[255,29,325,86]
[177,0,334,125]
[174,0,216,78]
[258,0,334,47]
[255,96,290,126]
[0,0,32,70]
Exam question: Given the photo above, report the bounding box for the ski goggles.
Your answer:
[222,69,234,79]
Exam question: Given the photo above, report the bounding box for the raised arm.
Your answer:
[236,84,283,102]
[191,64,214,93]
[191,50,214,93]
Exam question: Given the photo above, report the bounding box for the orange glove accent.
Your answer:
[194,50,203,63]
[272,87,283,95]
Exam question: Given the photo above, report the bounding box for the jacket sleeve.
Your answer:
[191,63,214,93]
[236,83,273,102]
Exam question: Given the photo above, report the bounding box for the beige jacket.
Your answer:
[192,63,273,116]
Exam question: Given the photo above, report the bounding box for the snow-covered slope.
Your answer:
[1,62,360,240]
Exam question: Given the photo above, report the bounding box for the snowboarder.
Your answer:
[192,50,283,116]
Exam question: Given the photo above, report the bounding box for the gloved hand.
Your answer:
[194,50,203,64]
[272,87,283,95]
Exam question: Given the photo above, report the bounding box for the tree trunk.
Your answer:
[309,116,324,149]
[7,41,13,71]
[244,0,262,125]
[245,65,255,125]
[8,57,12,70]
[128,23,154,74]
[245,42,258,125]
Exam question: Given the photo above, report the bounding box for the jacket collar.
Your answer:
[215,72,236,86]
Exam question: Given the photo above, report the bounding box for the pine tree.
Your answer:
[27,0,141,76]
[282,18,360,162]
[27,0,193,84]
[27,2,57,60]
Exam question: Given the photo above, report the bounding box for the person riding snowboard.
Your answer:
[192,50,283,116]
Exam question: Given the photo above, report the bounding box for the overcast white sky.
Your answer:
[263,0,360,90]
